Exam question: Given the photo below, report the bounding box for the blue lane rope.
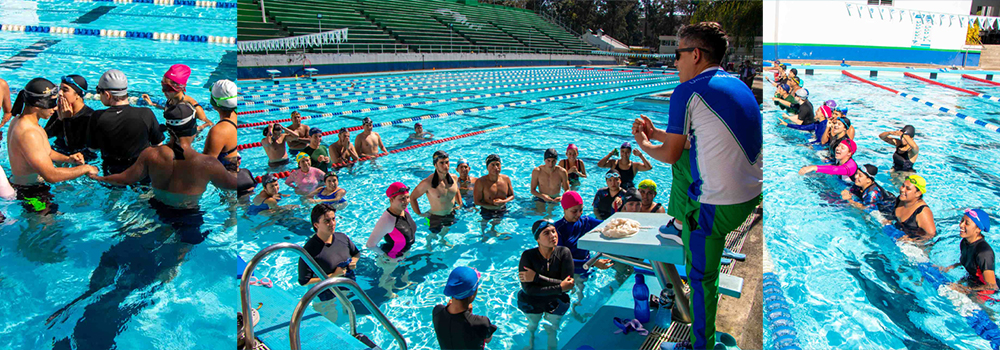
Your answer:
[0,23,235,44]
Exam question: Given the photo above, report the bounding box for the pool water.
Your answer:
[237,67,681,349]
[0,1,235,349]
[764,71,1000,350]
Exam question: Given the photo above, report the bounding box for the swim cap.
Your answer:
[965,209,991,233]
[840,116,852,129]
[840,138,857,154]
[637,179,657,192]
[97,69,128,96]
[362,117,373,125]
[386,182,409,198]
[567,144,578,151]
[295,152,310,163]
[824,100,837,108]
[165,64,191,87]
[260,173,278,184]
[620,142,632,149]
[623,188,641,203]
[308,127,322,136]
[561,191,583,210]
[544,148,558,160]
[12,78,58,115]
[778,83,790,92]
[457,158,469,166]
[605,168,621,179]
[433,150,449,163]
[415,122,422,127]
[901,125,915,137]
[819,105,833,119]
[443,266,481,299]
[486,154,501,167]
[906,174,927,194]
[789,68,798,75]
[211,79,238,111]
[835,107,849,115]
[61,75,87,97]
[856,164,878,180]
[532,220,555,240]
[163,102,198,137]
[795,88,808,99]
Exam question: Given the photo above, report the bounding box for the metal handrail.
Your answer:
[290,277,408,350]
[240,243,358,349]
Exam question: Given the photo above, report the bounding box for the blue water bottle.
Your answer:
[654,283,674,328]
[633,274,650,323]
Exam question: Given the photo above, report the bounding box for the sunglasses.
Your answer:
[675,47,711,57]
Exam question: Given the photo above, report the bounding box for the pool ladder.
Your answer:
[240,242,408,350]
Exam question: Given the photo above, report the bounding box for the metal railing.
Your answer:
[239,242,404,350]
[242,42,595,55]
[291,277,408,350]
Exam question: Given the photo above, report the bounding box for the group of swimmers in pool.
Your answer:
[772,65,996,300]
[0,65,238,229]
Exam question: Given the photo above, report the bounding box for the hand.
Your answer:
[772,97,780,101]
[519,267,537,283]
[141,94,153,106]
[57,96,72,118]
[551,196,561,203]
[893,130,903,136]
[68,153,85,165]
[638,114,655,136]
[613,197,623,209]
[779,120,788,126]
[540,195,553,202]
[348,259,357,270]
[840,190,852,201]
[83,165,99,176]
[419,211,431,217]
[594,259,614,270]
[319,155,329,163]
[798,166,814,176]
[632,149,642,157]
[633,127,648,144]
[560,275,575,291]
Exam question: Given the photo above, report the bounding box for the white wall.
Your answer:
[765,0,973,50]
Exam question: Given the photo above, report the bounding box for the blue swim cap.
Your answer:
[444,266,481,299]
[965,209,991,232]
[779,83,790,92]
[457,158,468,166]
[835,107,849,115]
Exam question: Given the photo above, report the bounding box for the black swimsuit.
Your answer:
[648,203,663,213]
[616,161,637,189]
[894,199,928,238]
[216,119,238,168]
[892,144,914,172]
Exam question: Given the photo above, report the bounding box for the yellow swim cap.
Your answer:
[295,152,310,163]
[906,174,927,194]
[638,179,657,192]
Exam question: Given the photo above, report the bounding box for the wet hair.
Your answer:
[310,203,337,231]
[676,22,728,64]
[431,150,454,188]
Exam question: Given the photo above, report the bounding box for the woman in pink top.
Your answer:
[286,152,325,195]
[799,138,858,181]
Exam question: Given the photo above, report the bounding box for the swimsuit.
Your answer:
[648,203,663,213]
[560,159,584,183]
[893,199,928,238]
[236,168,255,198]
[593,187,624,219]
[149,197,206,245]
[247,195,280,216]
[892,144,915,172]
[480,205,507,221]
[316,188,347,203]
[215,119,239,168]
[429,212,456,234]
[367,209,416,259]
[13,183,58,215]
[616,162,637,189]
[517,246,574,315]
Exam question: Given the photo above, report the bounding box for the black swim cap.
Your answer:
[163,102,198,137]
[12,78,58,115]
[532,220,555,240]
[486,154,501,166]
[544,148,558,160]
[61,75,87,97]
[840,116,852,129]
[858,164,878,179]
[433,150,449,163]
[623,188,641,203]
[260,173,278,184]
[362,117,373,125]
[901,125,915,137]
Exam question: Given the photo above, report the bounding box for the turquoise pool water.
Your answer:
[237,67,681,349]
[764,71,1000,350]
[0,1,235,349]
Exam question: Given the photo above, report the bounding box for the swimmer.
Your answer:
[879,125,918,174]
[799,138,858,182]
[232,157,256,201]
[770,84,798,114]
[354,117,387,157]
[44,75,97,161]
[637,179,665,213]
[203,80,239,168]
[592,169,625,220]
[247,174,294,215]
[614,188,643,213]
[0,77,11,131]
[558,144,586,187]
[433,266,497,350]
[821,117,852,160]
[530,148,569,216]
[329,128,359,166]
[456,159,477,208]
[778,88,814,125]
[407,122,434,141]
[92,102,237,211]
[518,220,574,350]
[840,164,895,217]
[782,99,830,143]
[285,152,325,195]
[474,154,514,237]
[142,64,214,132]
[941,209,996,296]
[262,123,290,167]
[367,182,417,298]
[302,127,331,172]
[7,78,97,215]
[410,150,460,249]
[88,69,165,176]
[306,172,347,208]
[298,203,360,323]
[553,192,614,321]
[891,174,936,242]
[282,111,310,155]
[823,107,855,141]
[787,68,803,92]
[596,142,651,189]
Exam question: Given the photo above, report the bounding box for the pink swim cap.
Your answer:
[386,182,409,198]
[164,64,191,87]
[561,191,583,210]
[567,143,578,151]
[820,105,832,119]
[841,138,857,154]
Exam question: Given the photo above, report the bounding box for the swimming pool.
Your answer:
[0,1,235,349]
[764,71,1000,350]
[236,66,682,349]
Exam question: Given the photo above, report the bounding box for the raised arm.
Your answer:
[596,149,616,168]
[633,150,653,171]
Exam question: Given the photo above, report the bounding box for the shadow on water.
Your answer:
[351,252,451,313]
[48,200,210,350]
[845,253,952,350]
[946,155,1000,199]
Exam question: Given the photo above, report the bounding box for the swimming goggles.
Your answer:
[61,75,86,95]
[605,172,620,179]
[388,185,410,198]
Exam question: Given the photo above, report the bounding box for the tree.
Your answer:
[689,0,762,57]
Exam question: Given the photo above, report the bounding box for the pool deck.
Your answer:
[765,59,1000,75]
[716,211,763,349]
